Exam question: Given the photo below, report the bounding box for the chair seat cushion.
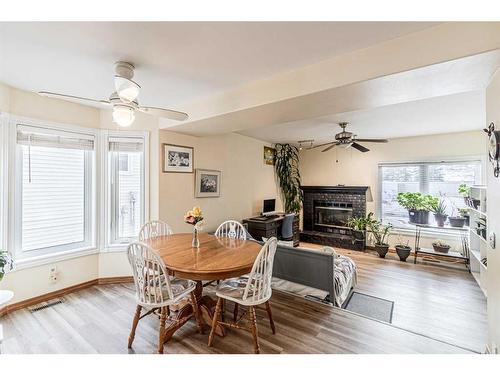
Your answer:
[216,277,254,300]
[147,277,196,301]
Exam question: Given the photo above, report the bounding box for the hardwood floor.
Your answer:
[0,283,472,354]
[302,243,488,353]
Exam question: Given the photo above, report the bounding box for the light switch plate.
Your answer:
[489,232,496,249]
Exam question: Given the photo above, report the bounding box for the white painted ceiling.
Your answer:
[238,90,486,143]
[0,22,438,108]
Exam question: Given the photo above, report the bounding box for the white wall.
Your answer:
[299,130,487,248]
[158,130,280,233]
[486,69,500,353]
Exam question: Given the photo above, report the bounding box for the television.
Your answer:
[262,199,276,215]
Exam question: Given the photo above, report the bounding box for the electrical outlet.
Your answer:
[49,265,59,283]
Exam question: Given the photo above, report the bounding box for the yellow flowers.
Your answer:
[185,206,203,225]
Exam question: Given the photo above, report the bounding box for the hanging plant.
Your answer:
[274,144,303,214]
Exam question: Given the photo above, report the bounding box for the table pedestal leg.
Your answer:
[163,281,224,343]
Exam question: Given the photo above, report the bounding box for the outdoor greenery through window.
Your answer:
[378,160,482,229]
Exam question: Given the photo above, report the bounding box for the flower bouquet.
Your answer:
[184,206,204,248]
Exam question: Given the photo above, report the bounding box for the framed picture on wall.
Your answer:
[195,169,221,198]
[264,146,276,165]
[162,143,194,173]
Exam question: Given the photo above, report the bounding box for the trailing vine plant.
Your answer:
[274,144,303,214]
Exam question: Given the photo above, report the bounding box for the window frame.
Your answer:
[7,115,98,266]
[377,156,486,236]
[102,130,149,250]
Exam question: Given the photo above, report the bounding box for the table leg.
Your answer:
[163,281,224,343]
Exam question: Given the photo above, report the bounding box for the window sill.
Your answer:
[13,247,100,271]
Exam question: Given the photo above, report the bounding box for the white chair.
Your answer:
[138,220,173,241]
[127,242,203,354]
[215,220,247,240]
[208,237,278,354]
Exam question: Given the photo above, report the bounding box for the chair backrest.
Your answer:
[243,237,278,303]
[215,220,247,240]
[281,213,295,239]
[127,242,174,306]
[138,220,173,241]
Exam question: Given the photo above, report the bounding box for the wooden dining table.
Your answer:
[142,232,262,341]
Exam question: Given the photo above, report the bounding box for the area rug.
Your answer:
[344,292,394,323]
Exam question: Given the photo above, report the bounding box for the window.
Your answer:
[108,136,145,244]
[15,124,95,257]
[378,160,482,229]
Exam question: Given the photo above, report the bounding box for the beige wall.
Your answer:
[300,130,487,248]
[486,69,500,353]
[158,130,280,233]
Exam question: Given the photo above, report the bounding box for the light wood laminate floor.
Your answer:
[302,243,488,353]
[0,283,473,354]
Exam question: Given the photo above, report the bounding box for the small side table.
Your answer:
[0,290,14,353]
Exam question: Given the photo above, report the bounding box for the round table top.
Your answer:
[143,233,262,280]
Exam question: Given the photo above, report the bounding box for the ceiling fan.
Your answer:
[311,122,388,153]
[38,61,189,127]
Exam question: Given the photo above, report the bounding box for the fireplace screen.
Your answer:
[314,202,353,228]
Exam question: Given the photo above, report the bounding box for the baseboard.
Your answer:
[0,276,133,317]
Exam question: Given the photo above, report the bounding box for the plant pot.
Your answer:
[374,244,389,258]
[434,214,448,227]
[408,209,430,225]
[351,229,365,241]
[432,243,450,253]
[461,214,470,227]
[395,245,412,262]
[448,216,466,228]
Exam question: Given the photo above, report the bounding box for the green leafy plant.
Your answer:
[458,183,471,198]
[458,208,469,217]
[347,212,376,231]
[366,218,392,246]
[397,192,438,211]
[0,250,13,282]
[274,144,303,213]
[433,199,447,215]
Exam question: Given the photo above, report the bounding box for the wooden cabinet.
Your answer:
[243,215,299,247]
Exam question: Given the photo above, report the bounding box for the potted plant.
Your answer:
[347,212,376,241]
[458,183,471,204]
[448,205,466,228]
[432,199,448,227]
[397,192,438,225]
[366,219,392,258]
[274,144,303,214]
[432,240,451,253]
[394,235,412,262]
[458,208,470,227]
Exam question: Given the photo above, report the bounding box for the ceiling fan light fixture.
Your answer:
[114,75,140,103]
[112,105,135,127]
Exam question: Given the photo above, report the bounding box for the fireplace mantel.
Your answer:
[301,186,370,194]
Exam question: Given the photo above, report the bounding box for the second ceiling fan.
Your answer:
[312,122,388,153]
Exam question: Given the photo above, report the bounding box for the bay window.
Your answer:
[14,124,95,258]
[378,160,482,229]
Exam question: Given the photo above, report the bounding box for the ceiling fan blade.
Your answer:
[38,91,110,107]
[354,138,388,143]
[138,106,189,121]
[351,142,370,153]
[310,141,335,149]
[322,142,340,152]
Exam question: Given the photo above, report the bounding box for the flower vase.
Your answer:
[192,227,200,248]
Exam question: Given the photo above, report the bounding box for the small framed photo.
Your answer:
[264,146,275,166]
[195,169,221,198]
[163,143,194,173]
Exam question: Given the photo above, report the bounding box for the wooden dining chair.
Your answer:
[127,242,203,354]
[208,237,278,354]
[215,220,247,240]
[138,220,173,241]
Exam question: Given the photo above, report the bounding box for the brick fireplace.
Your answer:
[301,186,370,250]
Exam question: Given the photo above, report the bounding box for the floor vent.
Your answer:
[28,298,65,312]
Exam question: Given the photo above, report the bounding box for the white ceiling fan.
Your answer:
[38,61,189,127]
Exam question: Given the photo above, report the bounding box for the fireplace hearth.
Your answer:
[301,186,370,250]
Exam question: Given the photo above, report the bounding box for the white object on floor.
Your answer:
[0,290,14,352]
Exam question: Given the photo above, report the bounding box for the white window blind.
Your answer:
[378,160,481,229]
[108,136,145,244]
[16,125,94,255]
